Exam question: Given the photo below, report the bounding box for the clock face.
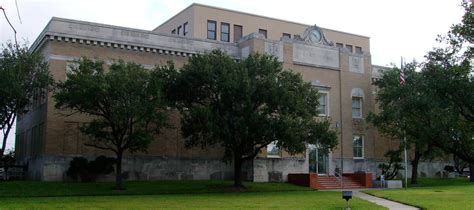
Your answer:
[311,29,322,43]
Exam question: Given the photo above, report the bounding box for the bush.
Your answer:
[66,156,115,182]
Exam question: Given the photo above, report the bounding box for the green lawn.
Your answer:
[365,178,474,210]
[0,181,385,209]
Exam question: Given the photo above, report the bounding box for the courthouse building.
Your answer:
[15,3,446,185]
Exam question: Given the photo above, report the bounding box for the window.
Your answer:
[221,23,230,42]
[259,29,267,38]
[353,135,364,159]
[233,25,242,42]
[183,22,188,36]
[282,33,291,39]
[352,97,362,118]
[177,26,182,35]
[171,29,176,35]
[267,141,281,158]
[355,46,363,54]
[318,92,329,116]
[346,44,353,53]
[207,20,216,40]
[336,43,343,48]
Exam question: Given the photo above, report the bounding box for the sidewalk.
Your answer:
[353,191,419,210]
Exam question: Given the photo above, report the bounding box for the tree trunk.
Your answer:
[410,150,422,185]
[115,151,124,190]
[470,162,474,183]
[1,113,15,157]
[233,156,244,188]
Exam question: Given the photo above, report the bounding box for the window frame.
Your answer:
[259,29,267,39]
[220,22,230,42]
[282,33,291,39]
[346,44,353,53]
[336,43,344,48]
[233,24,243,43]
[177,26,182,35]
[183,22,188,36]
[353,135,364,159]
[351,96,363,118]
[355,46,363,54]
[318,91,330,116]
[171,29,176,35]
[207,20,217,40]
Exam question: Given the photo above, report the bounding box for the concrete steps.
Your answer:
[316,175,365,189]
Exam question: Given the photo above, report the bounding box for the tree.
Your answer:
[368,63,446,185]
[54,59,169,190]
[422,0,474,181]
[166,50,338,188]
[0,42,52,157]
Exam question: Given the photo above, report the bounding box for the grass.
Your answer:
[365,178,474,210]
[0,180,386,209]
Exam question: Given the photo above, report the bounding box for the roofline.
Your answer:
[153,3,194,31]
[155,3,370,39]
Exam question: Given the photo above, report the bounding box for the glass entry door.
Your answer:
[308,144,329,175]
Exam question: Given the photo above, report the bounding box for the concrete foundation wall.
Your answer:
[26,155,236,181]
[253,157,307,182]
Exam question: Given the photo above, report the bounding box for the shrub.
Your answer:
[66,156,115,182]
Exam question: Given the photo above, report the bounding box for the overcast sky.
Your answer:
[0,0,466,150]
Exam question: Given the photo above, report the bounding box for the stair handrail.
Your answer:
[333,167,342,187]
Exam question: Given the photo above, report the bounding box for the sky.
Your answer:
[0,0,466,150]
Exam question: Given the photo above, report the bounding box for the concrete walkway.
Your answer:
[353,191,419,210]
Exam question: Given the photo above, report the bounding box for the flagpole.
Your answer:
[404,136,408,190]
[400,56,408,190]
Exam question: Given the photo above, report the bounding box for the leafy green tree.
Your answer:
[54,59,169,189]
[0,42,52,157]
[369,63,445,185]
[166,50,338,188]
[422,0,474,181]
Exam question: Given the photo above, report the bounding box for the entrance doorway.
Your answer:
[308,144,329,175]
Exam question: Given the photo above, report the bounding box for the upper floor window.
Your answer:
[353,135,364,159]
[207,20,217,40]
[352,97,362,118]
[355,46,363,54]
[336,43,344,48]
[351,88,364,118]
[177,26,182,35]
[171,29,176,35]
[183,22,189,36]
[259,29,267,39]
[234,25,243,43]
[221,23,230,42]
[346,44,353,53]
[318,92,329,116]
[282,33,291,39]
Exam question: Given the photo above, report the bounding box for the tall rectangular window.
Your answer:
[352,97,362,118]
[259,29,267,38]
[177,26,182,35]
[233,25,242,42]
[346,44,353,53]
[318,92,328,116]
[355,46,363,54]
[221,23,230,42]
[207,20,216,40]
[353,135,364,159]
[282,33,291,39]
[183,22,189,36]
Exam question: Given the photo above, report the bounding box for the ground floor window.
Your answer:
[353,135,364,159]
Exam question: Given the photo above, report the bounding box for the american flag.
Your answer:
[400,57,405,85]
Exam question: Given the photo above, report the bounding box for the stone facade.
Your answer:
[16,4,450,181]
